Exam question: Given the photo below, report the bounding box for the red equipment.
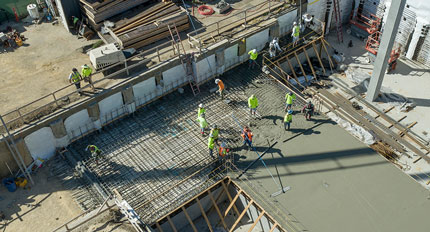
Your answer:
[365,31,402,72]
[349,7,381,39]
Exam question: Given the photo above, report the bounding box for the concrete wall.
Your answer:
[195,54,216,82]
[278,9,298,36]
[133,77,157,105]
[64,109,92,139]
[162,64,187,88]
[24,127,56,160]
[98,92,125,124]
[224,43,239,69]
[246,28,270,52]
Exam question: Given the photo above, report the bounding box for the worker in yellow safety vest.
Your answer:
[197,116,208,135]
[291,21,300,47]
[248,49,258,69]
[69,68,82,95]
[198,103,206,118]
[82,64,94,91]
[284,110,293,131]
[285,92,296,111]
[86,145,102,164]
[248,95,259,116]
[208,137,215,159]
[209,124,220,146]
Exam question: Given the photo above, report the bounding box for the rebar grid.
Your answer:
[67,64,288,224]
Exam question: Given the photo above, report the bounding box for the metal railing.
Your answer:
[0,37,185,135]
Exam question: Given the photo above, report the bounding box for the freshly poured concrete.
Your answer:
[232,71,430,232]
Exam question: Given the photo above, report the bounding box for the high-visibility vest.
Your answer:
[208,137,215,149]
[210,128,219,139]
[285,93,296,104]
[284,114,292,122]
[89,145,100,153]
[248,96,258,108]
[219,147,228,157]
[241,130,253,141]
[70,72,81,83]
[305,103,314,112]
[218,80,224,91]
[198,108,206,117]
[248,50,258,60]
[293,25,300,37]
[82,67,92,77]
[197,116,208,128]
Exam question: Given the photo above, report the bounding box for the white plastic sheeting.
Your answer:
[24,127,57,160]
[327,112,376,145]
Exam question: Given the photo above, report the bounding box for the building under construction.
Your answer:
[1,0,430,232]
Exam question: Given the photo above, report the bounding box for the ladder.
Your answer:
[168,24,200,96]
[333,0,343,43]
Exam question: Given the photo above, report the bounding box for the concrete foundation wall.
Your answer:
[64,109,92,139]
[196,54,216,82]
[225,44,240,69]
[278,9,298,36]
[133,77,157,105]
[98,92,124,124]
[162,64,187,86]
[246,29,270,52]
[278,45,317,74]
[24,127,56,160]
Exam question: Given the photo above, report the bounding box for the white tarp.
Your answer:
[327,112,376,145]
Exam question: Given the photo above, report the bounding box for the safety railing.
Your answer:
[0,35,185,135]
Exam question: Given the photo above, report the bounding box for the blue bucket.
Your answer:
[2,178,17,192]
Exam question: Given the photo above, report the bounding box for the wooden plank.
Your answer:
[221,180,241,216]
[293,51,308,83]
[229,200,253,232]
[399,122,417,136]
[224,190,242,217]
[312,42,326,74]
[156,222,163,232]
[196,198,213,232]
[181,206,198,232]
[208,189,228,230]
[166,215,177,232]
[321,39,334,72]
[388,116,406,129]
[125,23,189,49]
[247,210,265,232]
[375,106,394,119]
[303,47,317,79]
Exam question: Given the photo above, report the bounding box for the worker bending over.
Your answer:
[248,49,258,69]
[86,145,102,164]
[241,126,253,148]
[292,22,300,47]
[209,124,220,146]
[284,110,293,131]
[219,142,229,158]
[197,116,208,135]
[82,64,94,91]
[198,103,206,118]
[302,100,315,120]
[248,95,259,116]
[69,68,82,96]
[269,37,282,58]
[215,79,225,100]
[285,92,296,111]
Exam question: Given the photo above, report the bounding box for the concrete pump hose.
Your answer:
[198,5,214,16]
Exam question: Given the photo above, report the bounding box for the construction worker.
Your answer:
[248,94,259,116]
[269,37,282,58]
[69,68,82,95]
[285,92,296,111]
[248,49,258,69]
[197,116,208,135]
[302,14,314,30]
[198,103,206,118]
[82,64,94,91]
[219,142,229,158]
[209,124,220,146]
[86,145,102,164]
[302,100,315,120]
[71,16,80,30]
[208,136,215,159]
[284,110,293,131]
[292,21,300,47]
[241,126,253,147]
[215,79,225,100]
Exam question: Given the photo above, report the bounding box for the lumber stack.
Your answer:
[79,0,150,29]
[112,2,189,49]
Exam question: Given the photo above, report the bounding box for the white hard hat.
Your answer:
[252,49,257,53]
[293,21,297,25]
[199,103,203,108]
[215,79,220,84]
[82,64,89,68]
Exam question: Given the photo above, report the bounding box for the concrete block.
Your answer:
[87,102,100,121]
[15,138,34,166]
[50,118,67,138]
[24,127,56,160]
[122,85,135,105]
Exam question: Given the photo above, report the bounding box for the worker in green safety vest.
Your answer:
[285,92,296,111]
[208,137,215,159]
[69,68,82,95]
[82,64,95,91]
[209,124,220,146]
[248,49,258,69]
[197,116,208,135]
[291,21,300,47]
[248,94,259,116]
[86,145,102,164]
[198,103,206,118]
[284,110,293,131]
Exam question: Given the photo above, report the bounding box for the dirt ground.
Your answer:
[0,167,81,232]
[0,20,95,116]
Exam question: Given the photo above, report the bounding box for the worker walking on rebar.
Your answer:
[210,124,220,146]
[269,37,282,58]
[292,21,300,47]
[208,136,215,159]
[198,103,206,118]
[248,49,258,69]
[285,92,296,111]
[248,94,259,116]
[197,116,208,135]
[215,79,225,100]
[69,68,83,96]
[82,64,94,91]
[86,145,102,164]
[302,100,315,120]
[284,110,293,131]
[241,126,253,148]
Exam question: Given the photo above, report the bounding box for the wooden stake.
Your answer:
[196,198,213,232]
[269,223,278,232]
[208,189,228,229]
[221,181,240,216]
[247,210,265,232]
[312,42,326,74]
[293,51,308,83]
[166,215,178,232]
[181,206,198,232]
[224,190,242,217]
[303,47,317,79]
[229,200,253,232]
[321,39,334,71]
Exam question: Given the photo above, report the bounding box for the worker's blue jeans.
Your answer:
[284,122,291,130]
[243,139,252,147]
[209,148,214,158]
